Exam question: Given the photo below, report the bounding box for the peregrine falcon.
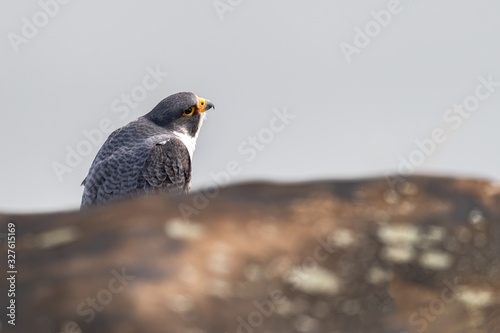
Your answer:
[80,92,214,209]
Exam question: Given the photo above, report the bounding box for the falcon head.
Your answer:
[146,92,214,137]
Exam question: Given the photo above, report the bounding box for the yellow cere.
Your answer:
[198,97,207,112]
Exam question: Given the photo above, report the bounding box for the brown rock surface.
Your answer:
[1,176,500,333]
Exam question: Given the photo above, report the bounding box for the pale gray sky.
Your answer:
[1,0,499,212]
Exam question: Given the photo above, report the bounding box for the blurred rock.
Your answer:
[1,176,500,333]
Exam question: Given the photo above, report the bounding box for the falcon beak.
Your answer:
[198,97,215,113]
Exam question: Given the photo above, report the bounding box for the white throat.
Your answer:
[173,114,206,160]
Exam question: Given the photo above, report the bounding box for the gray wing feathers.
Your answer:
[81,130,191,208]
[142,139,191,191]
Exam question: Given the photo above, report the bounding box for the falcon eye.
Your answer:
[183,106,196,117]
